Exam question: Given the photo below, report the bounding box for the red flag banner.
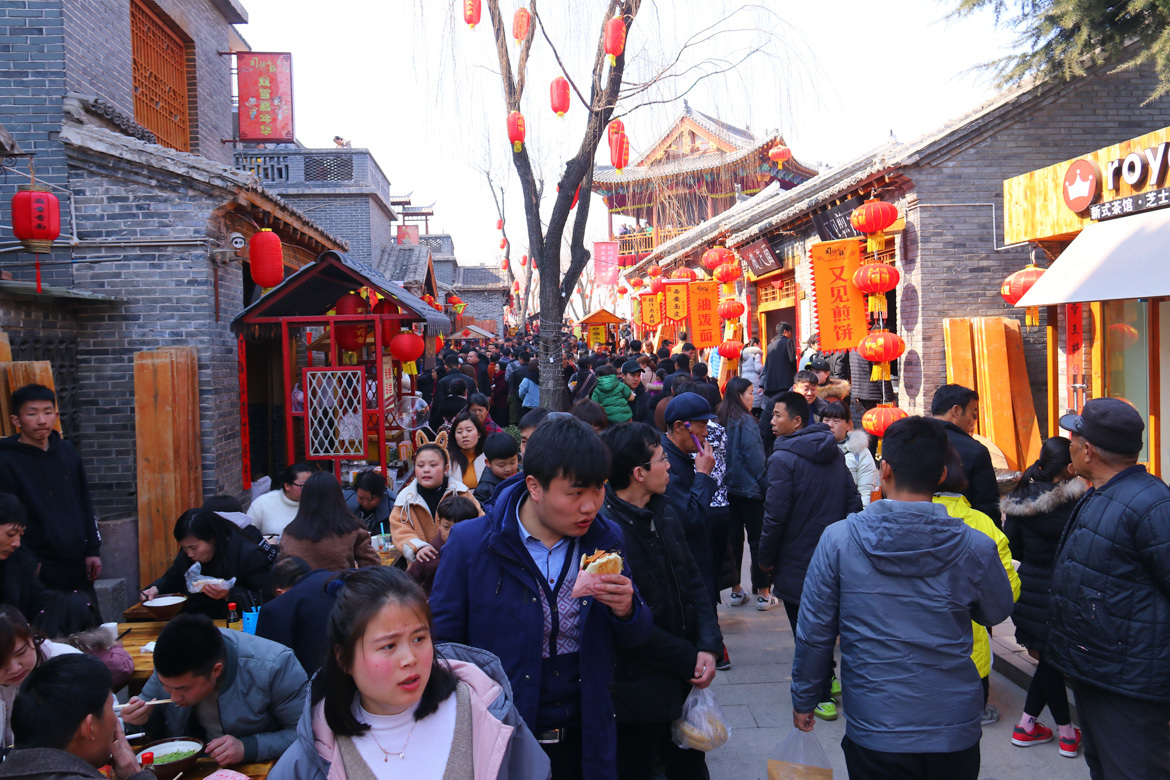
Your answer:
[237,53,294,142]
[688,281,720,348]
[809,239,867,352]
[593,241,620,285]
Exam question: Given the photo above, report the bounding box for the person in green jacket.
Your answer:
[592,364,634,424]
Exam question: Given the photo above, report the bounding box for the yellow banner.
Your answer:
[640,292,662,328]
[663,280,690,323]
[688,281,721,348]
[587,324,606,348]
[809,239,868,352]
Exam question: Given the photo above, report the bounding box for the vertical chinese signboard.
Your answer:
[663,280,690,323]
[689,281,720,348]
[1066,303,1084,411]
[640,293,662,328]
[593,241,620,285]
[809,239,868,352]
[588,324,607,348]
[236,53,294,142]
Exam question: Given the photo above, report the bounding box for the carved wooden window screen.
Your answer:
[130,0,191,152]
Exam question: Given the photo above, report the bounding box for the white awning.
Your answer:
[1018,207,1170,307]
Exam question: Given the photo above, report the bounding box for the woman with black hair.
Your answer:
[446,411,487,490]
[269,567,548,780]
[248,462,314,541]
[279,472,381,572]
[0,492,77,629]
[139,508,273,618]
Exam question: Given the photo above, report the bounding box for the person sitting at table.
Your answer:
[0,604,81,746]
[278,472,381,572]
[120,613,309,766]
[256,565,343,675]
[0,654,152,780]
[139,509,273,620]
[344,471,395,536]
[248,463,313,541]
[268,566,548,780]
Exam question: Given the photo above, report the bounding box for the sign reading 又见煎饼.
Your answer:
[237,53,294,142]
[809,239,867,353]
[688,281,720,349]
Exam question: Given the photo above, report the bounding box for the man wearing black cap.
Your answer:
[661,393,718,604]
[621,359,650,421]
[1048,397,1170,778]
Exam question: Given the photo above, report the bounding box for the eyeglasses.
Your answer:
[290,481,307,488]
[642,454,670,469]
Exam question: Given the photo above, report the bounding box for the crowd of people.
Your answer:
[0,321,1164,780]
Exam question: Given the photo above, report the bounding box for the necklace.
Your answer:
[369,718,418,761]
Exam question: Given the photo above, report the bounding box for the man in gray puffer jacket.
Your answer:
[790,416,1013,780]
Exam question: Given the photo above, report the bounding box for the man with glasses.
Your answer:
[601,422,722,779]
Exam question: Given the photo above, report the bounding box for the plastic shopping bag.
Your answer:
[767,727,832,779]
[184,563,236,595]
[670,686,730,751]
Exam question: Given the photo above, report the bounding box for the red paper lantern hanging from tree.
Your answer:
[550,77,570,117]
[507,111,526,153]
[604,16,627,66]
[11,185,61,294]
[247,228,284,288]
[718,298,745,320]
[850,199,899,253]
[389,332,425,363]
[520,255,528,267]
[500,258,509,271]
[768,144,792,169]
[629,277,644,289]
[1000,264,1047,326]
[701,245,733,271]
[334,293,369,352]
[650,277,665,295]
[647,264,663,278]
[857,330,905,381]
[852,263,900,317]
[496,218,503,230]
[718,340,744,360]
[512,7,530,43]
[463,0,481,28]
[713,262,742,284]
[862,404,908,438]
[499,238,507,250]
[611,131,630,174]
[608,119,625,154]
[671,267,697,281]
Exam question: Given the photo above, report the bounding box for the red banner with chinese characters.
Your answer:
[237,53,294,142]
[1066,303,1084,411]
[688,281,721,348]
[593,241,620,285]
[640,292,662,328]
[809,239,867,352]
[663,280,689,323]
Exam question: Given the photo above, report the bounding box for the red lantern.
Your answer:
[768,144,792,169]
[500,258,509,271]
[862,404,909,438]
[389,332,425,363]
[611,131,629,174]
[570,185,580,209]
[617,284,628,296]
[608,119,625,155]
[448,295,463,306]
[520,255,528,267]
[718,340,744,360]
[512,7,530,43]
[852,263,900,317]
[671,267,697,281]
[713,262,742,284]
[513,281,521,294]
[11,185,61,294]
[629,277,644,289]
[463,0,481,28]
[496,218,503,230]
[334,293,369,352]
[1109,323,1140,352]
[500,238,507,250]
[857,330,906,381]
[850,199,899,253]
[1000,264,1046,326]
[718,299,745,320]
[507,111,526,153]
[372,300,400,346]
[701,245,733,271]
[647,264,663,278]
[248,228,284,288]
[650,277,666,295]
[604,16,627,66]
[550,77,570,117]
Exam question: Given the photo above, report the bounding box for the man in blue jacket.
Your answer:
[790,416,1014,780]
[1048,398,1170,778]
[431,415,653,780]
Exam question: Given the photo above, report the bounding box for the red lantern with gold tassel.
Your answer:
[512,7,530,43]
[718,299,745,320]
[768,144,792,169]
[513,281,521,294]
[1000,265,1046,326]
[248,228,284,288]
[713,262,742,284]
[550,77,570,118]
[496,218,503,230]
[862,404,908,438]
[389,332,425,363]
[11,185,61,294]
[617,284,628,296]
[507,111,526,153]
[650,277,665,295]
[850,199,899,253]
[611,132,629,174]
[717,340,744,360]
[520,255,528,267]
[647,264,663,278]
[608,119,625,156]
[604,16,626,66]
[701,245,733,272]
[334,293,369,352]
[857,330,905,381]
[463,0,481,28]
[671,267,697,281]
[499,238,507,250]
[852,263,900,317]
[629,277,644,290]
[500,258,509,271]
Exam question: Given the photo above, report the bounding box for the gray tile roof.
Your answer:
[375,243,432,284]
[456,266,506,289]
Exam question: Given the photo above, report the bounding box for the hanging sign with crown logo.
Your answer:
[1060,140,1170,221]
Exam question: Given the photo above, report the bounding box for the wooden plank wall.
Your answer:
[1005,320,1043,467]
[943,318,980,436]
[5,361,61,433]
[974,319,1021,470]
[134,347,202,588]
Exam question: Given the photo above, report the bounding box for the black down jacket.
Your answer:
[604,486,723,724]
[1002,478,1087,651]
[760,423,862,604]
[1047,465,1170,702]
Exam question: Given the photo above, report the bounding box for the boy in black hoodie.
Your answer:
[0,384,101,597]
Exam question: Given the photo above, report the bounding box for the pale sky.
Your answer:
[237,0,1018,287]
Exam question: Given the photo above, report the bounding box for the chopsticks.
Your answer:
[113,698,172,711]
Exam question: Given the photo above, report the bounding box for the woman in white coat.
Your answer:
[823,402,879,506]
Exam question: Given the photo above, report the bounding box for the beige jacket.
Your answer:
[389,479,481,561]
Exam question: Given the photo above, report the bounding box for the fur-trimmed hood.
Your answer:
[839,429,869,455]
[817,379,851,401]
[1001,477,1088,517]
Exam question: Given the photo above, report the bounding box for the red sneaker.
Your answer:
[1059,728,1082,758]
[1011,722,1054,747]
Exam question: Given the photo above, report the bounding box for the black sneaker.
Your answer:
[715,645,731,671]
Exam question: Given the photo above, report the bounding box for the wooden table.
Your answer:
[118,621,168,692]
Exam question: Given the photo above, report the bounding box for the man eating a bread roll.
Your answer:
[431,415,653,780]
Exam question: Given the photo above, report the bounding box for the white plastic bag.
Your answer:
[767,727,832,779]
[670,686,730,751]
[184,562,236,594]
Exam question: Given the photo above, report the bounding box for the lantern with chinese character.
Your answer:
[850,199,899,253]
[389,332,425,363]
[520,255,528,267]
[463,0,481,28]
[713,262,742,284]
[717,339,744,360]
[550,77,570,117]
[647,264,663,278]
[334,293,369,352]
[629,277,644,290]
[512,7,530,43]
[650,277,666,295]
[11,185,61,294]
[604,16,626,66]
[671,267,697,281]
[857,330,905,381]
[248,228,284,289]
[1000,264,1046,326]
[768,144,792,169]
[701,245,733,272]
[507,111,526,153]
[718,298,745,320]
[852,263,900,317]
[611,131,629,174]
[862,404,908,438]
[608,119,625,153]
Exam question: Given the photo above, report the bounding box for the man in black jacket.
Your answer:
[760,391,862,721]
[601,422,721,780]
[661,394,718,604]
[930,384,1001,523]
[762,322,797,395]
[1048,398,1170,776]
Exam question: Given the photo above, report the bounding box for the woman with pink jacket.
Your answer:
[269,567,549,780]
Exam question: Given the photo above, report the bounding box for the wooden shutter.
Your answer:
[129,0,191,152]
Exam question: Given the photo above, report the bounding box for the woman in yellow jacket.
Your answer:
[934,445,1020,725]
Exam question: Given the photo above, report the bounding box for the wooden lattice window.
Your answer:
[130,0,191,152]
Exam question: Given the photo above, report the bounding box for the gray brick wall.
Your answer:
[462,289,508,335]
[280,193,376,261]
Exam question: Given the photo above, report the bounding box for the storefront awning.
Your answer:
[1019,208,1170,307]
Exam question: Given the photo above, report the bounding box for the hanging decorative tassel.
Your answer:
[866,231,885,254]
[34,254,41,294]
[1025,306,1039,327]
[868,293,887,316]
[871,361,892,382]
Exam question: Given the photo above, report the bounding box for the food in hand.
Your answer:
[581,550,622,575]
[676,712,729,751]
